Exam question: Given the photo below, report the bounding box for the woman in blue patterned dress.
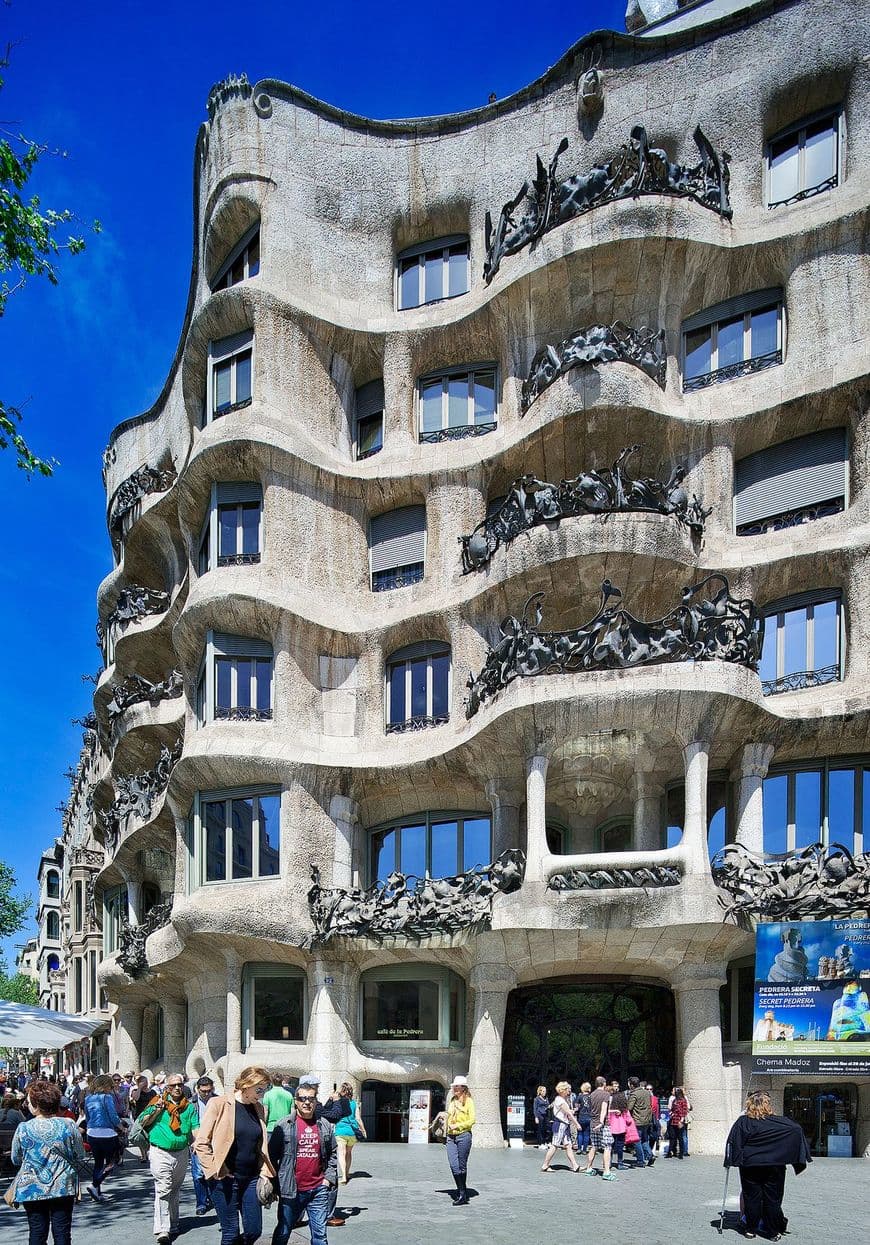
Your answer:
[10,1079,89,1245]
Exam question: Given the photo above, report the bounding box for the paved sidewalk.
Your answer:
[1,1143,864,1244]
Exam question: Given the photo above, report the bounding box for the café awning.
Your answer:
[0,1000,107,1050]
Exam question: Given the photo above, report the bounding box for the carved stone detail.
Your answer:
[522,324,666,409]
[459,446,710,572]
[711,842,870,921]
[117,901,174,979]
[484,125,731,283]
[97,741,182,855]
[106,669,184,725]
[308,849,526,944]
[465,575,761,718]
[549,864,682,891]
[206,73,252,119]
[108,464,176,537]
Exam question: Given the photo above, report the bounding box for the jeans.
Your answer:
[209,1174,262,1245]
[634,1123,653,1166]
[612,1134,625,1165]
[272,1184,331,1245]
[576,1120,591,1149]
[23,1197,74,1245]
[739,1164,787,1235]
[446,1131,472,1176]
[190,1150,211,1212]
[681,1124,690,1155]
[88,1135,118,1188]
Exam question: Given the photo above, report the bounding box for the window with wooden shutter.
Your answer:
[735,428,847,534]
[355,379,384,461]
[369,505,426,592]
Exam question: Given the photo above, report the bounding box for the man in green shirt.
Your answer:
[263,1074,295,1133]
[141,1074,200,1243]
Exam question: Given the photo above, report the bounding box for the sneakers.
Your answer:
[583,1167,597,1175]
[157,1236,171,1245]
[86,1186,104,1203]
[601,1172,617,1181]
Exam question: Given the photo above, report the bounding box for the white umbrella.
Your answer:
[0,1000,106,1049]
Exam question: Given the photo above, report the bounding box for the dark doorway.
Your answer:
[500,978,677,1135]
[360,1079,445,1142]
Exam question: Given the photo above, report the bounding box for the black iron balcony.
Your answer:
[217,552,261,567]
[372,563,424,592]
[736,498,843,536]
[419,421,497,444]
[215,706,273,721]
[683,349,782,392]
[386,713,449,734]
[761,664,840,696]
[768,174,837,210]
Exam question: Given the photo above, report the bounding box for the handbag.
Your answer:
[429,1112,447,1143]
[349,1116,365,1140]
[256,1175,276,1207]
[3,1176,19,1209]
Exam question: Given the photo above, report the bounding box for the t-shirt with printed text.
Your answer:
[294,1119,325,1192]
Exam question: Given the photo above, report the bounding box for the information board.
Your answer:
[407,1088,431,1144]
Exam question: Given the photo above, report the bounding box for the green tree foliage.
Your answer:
[0,964,39,1005]
[0,858,31,939]
[0,46,100,476]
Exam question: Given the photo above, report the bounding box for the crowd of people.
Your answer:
[1,1066,811,1244]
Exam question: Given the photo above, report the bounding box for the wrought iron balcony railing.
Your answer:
[419,421,497,444]
[737,498,843,536]
[768,174,837,210]
[372,563,424,592]
[683,349,782,392]
[386,713,449,734]
[761,664,840,696]
[215,706,273,721]
[217,552,261,567]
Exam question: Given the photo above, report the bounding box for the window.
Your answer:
[191,788,281,886]
[760,591,841,695]
[355,379,384,461]
[418,364,497,443]
[682,290,783,391]
[546,823,566,854]
[74,882,83,932]
[360,966,464,1046]
[368,812,491,884]
[762,759,869,856]
[720,958,755,1044]
[46,953,60,973]
[196,632,273,724]
[664,779,729,857]
[46,911,60,941]
[212,224,261,290]
[73,958,83,1013]
[88,951,97,1013]
[597,819,632,853]
[103,885,128,954]
[767,111,840,208]
[206,330,253,424]
[369,505,426,592]
[197,482,263,574]
[735,428,847,535]
[46,870,60,899]
[242,964,306,1046]
[397,236,469,310]
[386,642,450,733]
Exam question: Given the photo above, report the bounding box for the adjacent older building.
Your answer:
[35,843,64,1012]
[92,0,870,1156]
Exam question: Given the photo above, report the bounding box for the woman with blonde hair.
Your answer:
[724,1089,811,1241]
[540,1080,580,1173]
[443,1075,475,1206]
[331,1080,365,1184]
[193,1066,276,1245]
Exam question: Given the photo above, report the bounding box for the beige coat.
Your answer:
[191,1095,275,1181]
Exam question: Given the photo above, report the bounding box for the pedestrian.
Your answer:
[442,1075,475,1206]
[583,1076,615,1180]
[532,1085,550,1149]
[540,1081,580,1173]
[262,1074,294,1135]
[667,1086,689,1159]
[332,1081,365,1184]
[724,1089,811,1241]
[573,1083,592,1153]
[607,1091,630,1169]
[9,1080,90,1245]
[297,1073,351,1228]
[192,1065,275,1245]
[626,1076,654,1167]
[269,1079,338,1245]
[190,1076,218,1216]
[81,1075,126,1202]
[647,1084,661,1154]
[138,1073,199,1244]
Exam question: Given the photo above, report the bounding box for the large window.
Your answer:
[386,642,450,733]
[763,760,869,856]
[46,911,60,941]
[242,964,306,1046]
[759,591,841,695]
[682,290,783,391]
[191,788,281,886]
[46,870,60,899]
[103,885,128,955]
[368,811,491,884]
[360,965,464,1046]
[767,111,840,208]
[212,225,261,290]
[720,957,755,1044]
[418,364,497,443]
[735,428,847,535]
[355,379,384,461]
[198,482,263,574]
[206,330,253,424]
[74,882,83,932]
[196,632,273,724]
[369,505,426,592]
[397,236,469,310]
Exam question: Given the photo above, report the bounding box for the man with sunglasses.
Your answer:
[139,1074,199,1244]
[269,1083,338,1245]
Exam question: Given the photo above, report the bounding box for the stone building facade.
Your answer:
[93,0,869,1155]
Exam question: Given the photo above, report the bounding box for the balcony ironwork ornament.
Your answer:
[712,842,870,921]
[98,585,170,648]
[737,498,843,537]
[522,324,666,409]
[460,445,710,572]
[484,124,731,282]
[97,740,182,854]
[465,574,761,718]
[549,864,682,891]
[762,663,840,697]
[106,669,184,725]
[108,464,176,537]
[117,901,174,978]
[308,849,526,944]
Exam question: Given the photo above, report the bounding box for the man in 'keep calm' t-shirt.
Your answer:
[268,1083,338,1245]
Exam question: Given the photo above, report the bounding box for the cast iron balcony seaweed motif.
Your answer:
[459,446,710,573]
[97,585,171,650]
[737,498,844,537]
[97,740,182,855]
[419,421,498,445]
[214,705,273,722]
[484,124,731,283]
[549,864,682,891]
[386,712,450,735]
[308,849,526,944]
[761,664,840,697]
[522,324,666,410]
[712,842,870,921]
[117,900,174,978]
[682,348,782,393]
[769,173,837,210]
[372,564,425,593]
[108,464,176,539]
[465,575,761,718]
[106,670,184,726]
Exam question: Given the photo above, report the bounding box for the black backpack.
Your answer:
[319,1096,352,1125]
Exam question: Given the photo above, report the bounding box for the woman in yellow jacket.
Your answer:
[445,1075,475,1206]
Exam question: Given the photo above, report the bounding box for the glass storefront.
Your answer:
[784,1083,858,1157]
[360,1080,445,1142]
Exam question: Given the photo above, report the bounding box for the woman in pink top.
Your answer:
[607,1092,630,1169]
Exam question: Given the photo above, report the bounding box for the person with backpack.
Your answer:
[81,1075,126,1202]
[269,1081,338,1245]
[138,1073,199,1243]
[297,1073,352,1227]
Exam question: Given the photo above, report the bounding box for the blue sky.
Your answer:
[0,0,626,967]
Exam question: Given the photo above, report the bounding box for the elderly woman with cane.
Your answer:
[723,1089,811,1240]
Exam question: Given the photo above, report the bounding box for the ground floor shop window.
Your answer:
[360,966,463,1047]
[242,965,306,1046]
[784,1083,857,1157]
[360,1080,446,1142]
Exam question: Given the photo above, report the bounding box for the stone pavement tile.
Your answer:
[1,1145,865,1245]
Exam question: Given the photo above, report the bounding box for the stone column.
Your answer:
[161,1000,187,1075]
[111,1001,144,1072]
[329,795,359,890]
[306,959,355,1093]
[731,743,775,854]
[140,1004,158,1070]
[125,878,142,926]
[224,950,242,1057]
[524,754,549,883]
[672,963,729,1154]
[467,962,517,1147]
[681,741,710,875]
[485,778,522,859]
[632,766,663,852]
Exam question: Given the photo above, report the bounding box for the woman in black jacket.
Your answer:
[724,1090,811,1241]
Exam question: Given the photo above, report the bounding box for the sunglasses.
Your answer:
[296,1095,316,1103]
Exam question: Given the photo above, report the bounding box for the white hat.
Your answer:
[450,1075,469,1088]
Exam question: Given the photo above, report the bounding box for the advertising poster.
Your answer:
[506,1095,526,1147]
[752,919,870,1075]
[407,1088,431,1144]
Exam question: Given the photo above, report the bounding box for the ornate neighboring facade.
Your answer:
[92,0,870,1155]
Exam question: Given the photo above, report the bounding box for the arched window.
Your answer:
[397,236,469,310]
[47,953,60,973]
[385,641,450,732]
[46,870,60,899]
[46,911,60,941]
[596,819,632,854]
[211,223,260,291]
[369,506,426,592]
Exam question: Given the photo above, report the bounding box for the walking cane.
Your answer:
[719,1153,731,1235]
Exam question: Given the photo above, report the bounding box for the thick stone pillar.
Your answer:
[673,963,729,1154]
[682,741,710,875]
[467,962,517,1147]
[731,743,775,854]
[141,1004,158,1070]
[632,767,663,852]
[161,1000,187,1075]
[306,959,355,1094]
[224,950,242,1057]
[524,754,549,883]
[329,795,359,890]
[485,778,522,859]
[111,1001,143,1072]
